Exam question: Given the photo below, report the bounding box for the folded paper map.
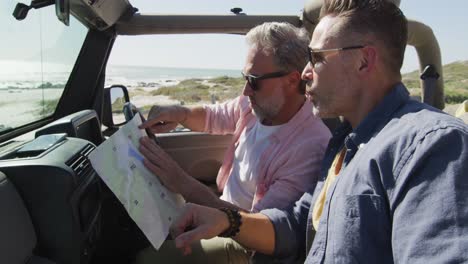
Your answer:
[89,115,185,249]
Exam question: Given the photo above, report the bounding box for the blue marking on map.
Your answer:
[128,145,144,162]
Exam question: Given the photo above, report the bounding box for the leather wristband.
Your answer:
[218,207,242,238]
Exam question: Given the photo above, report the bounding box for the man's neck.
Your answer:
[346,77,401,129]
[267,95,306,126]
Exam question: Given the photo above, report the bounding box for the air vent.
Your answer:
[66,144,95,180]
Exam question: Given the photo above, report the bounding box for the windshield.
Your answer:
[0,2,87,134]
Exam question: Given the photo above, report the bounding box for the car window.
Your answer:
[0,2,87,135]
[106,34,246,130]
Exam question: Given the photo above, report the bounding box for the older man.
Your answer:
[169,1,468,263]
[136,22,331,263]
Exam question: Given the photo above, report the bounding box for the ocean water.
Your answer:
[106,65,241,87]
[0,60,241,89]
[0,60,241,129]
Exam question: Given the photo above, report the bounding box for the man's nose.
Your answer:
[242,81,254,96]
[301,62,314,81]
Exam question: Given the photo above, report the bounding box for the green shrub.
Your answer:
[150,78,244,104]
[209,76,244,87]
[38,99,59,117]
[403,61,468,104]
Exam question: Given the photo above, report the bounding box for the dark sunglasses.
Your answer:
[241,71,290,91]
[307,45,365,67]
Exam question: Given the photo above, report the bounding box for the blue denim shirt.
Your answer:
[261,83,468,263]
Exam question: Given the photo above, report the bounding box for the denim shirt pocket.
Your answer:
[331,194,393,263]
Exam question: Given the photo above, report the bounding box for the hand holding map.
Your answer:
[89,115,185,250]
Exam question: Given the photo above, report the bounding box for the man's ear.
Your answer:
[287,71,302,93]
[358,46,377,74]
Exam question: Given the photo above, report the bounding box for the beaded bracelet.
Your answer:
[218,207,242,238]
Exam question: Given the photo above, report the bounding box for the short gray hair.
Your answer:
[246,22,310,92]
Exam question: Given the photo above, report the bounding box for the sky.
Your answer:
[399,0,468,72]
[0,1,87,63]
[107,0,468,73]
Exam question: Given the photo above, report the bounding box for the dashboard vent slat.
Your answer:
[66,144,95,179]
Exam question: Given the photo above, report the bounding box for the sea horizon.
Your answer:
[0,59,242,90]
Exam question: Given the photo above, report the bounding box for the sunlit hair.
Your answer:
[246,22,310,94]
[320,0,408,75]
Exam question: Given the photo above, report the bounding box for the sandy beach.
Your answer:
[0,88,63,128]
[0,85,182,129]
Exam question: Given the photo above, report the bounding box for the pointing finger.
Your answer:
[139,118,164,129]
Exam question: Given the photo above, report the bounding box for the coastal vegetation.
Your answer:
[37,82,65,89]
[33,61,467,118]
[149,77,244,104]
[403,60,468,104]
[38,99,59,116]
[145,60,467,107]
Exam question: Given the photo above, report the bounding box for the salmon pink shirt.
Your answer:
[203,95,331,212]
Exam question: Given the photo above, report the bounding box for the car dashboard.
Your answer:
[0,110,104,264]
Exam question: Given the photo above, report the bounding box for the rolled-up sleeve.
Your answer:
[391,124,468,263]
[261,192,313,259]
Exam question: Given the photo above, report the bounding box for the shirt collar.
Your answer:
[268,98,316,143]
[346,82,410,148]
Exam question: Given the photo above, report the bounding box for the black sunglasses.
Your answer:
[307,45,365,67]
[241,71,290,91]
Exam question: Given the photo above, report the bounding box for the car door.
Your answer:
[158,132,231,189]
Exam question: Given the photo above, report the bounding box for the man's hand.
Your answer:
[139,136,190,194]
[171,203,230,255]
[139,105,188,133]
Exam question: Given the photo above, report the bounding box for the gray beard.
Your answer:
[251,103,280,125]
